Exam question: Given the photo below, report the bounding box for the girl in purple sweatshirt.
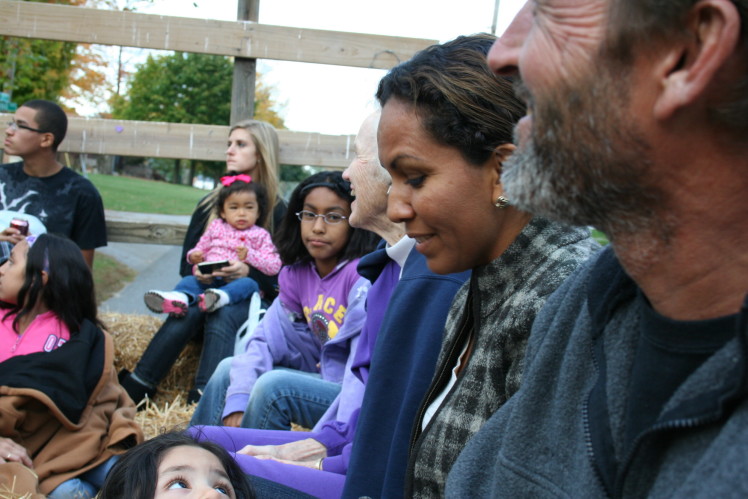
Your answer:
[190,171,378,430]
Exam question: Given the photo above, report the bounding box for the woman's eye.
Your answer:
[167,479,188,490]
[215,485,230,495]
[405,176,425,187]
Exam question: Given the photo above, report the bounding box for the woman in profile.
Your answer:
[120,120,287,405]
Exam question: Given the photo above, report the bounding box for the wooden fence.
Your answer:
[1,0,437,243]
[0,0,437,167]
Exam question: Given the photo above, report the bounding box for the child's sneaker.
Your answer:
[198,289,229,313]
[144,290,188,318]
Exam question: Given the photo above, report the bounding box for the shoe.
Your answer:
[198,289,223,313]
[118,369,156,410]
[144,290,188,318]
[187,388,202,405]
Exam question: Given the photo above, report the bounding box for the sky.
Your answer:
[107,0,526,136]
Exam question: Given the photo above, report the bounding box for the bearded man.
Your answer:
[447,0,748,496]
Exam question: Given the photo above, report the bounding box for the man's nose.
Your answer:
[487,1,533,76]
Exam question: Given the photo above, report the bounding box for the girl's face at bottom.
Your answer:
[0,240,29,305]
[155,446,236,499]
[300,187,352,278]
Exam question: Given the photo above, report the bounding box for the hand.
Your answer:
[0,437,32,468]
[252,455,323,470]
[211,260,249,283]
[0,228,24,246]
[238,438,327,462]
[188,251,205,264]
[222,412,244,427]
[193,265,214,285]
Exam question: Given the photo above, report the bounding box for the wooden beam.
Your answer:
[105,210,189,245]
[231,0,259,124]
[1,114,354,168]
[0,0,435,69]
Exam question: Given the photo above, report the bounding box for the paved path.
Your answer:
[98,242,182,316]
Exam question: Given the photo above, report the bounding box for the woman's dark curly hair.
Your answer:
[98,430,254,499]
[274,170,379,266]
[0,233,99,334]
[216,177,270,229]
[376,33,525,166]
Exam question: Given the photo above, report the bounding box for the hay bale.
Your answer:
[102,312,199,438]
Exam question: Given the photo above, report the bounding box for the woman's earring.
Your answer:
[386,185,392,196]
[494,195,509,209]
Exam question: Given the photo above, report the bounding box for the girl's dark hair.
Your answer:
[98,430,254,499]
[216,178,270,229]
[376,33,525,166]
[274,170,379,266]
[1,233,98,334]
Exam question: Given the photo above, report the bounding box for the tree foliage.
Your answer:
[0,0,84,106]
[112,51,285,183]
[112,52,230,124]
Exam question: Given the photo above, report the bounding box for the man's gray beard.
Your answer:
[501,75,668,242]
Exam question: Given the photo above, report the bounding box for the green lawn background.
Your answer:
[88,173,207,215]
[90,174,209,303]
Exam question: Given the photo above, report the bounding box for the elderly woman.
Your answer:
[375,34,600,497]
[190,112,411,498]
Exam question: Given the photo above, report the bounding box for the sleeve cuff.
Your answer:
[222,394,250,419]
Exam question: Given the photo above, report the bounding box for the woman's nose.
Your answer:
[487,1,532,76]
[386,184,414,224]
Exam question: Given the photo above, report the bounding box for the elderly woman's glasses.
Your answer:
[295,211,348,225]
[7,121,47,133]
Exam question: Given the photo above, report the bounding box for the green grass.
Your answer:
[88,173,208,215]
[93,252,137,304]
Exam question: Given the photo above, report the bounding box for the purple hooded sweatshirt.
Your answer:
[223,258,370,420]
[194,240,408,499]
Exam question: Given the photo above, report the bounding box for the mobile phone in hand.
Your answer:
[197,260,230,274]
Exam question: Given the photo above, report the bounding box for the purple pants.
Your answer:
[191,426,346,499]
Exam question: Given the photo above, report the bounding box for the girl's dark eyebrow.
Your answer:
[303,202,347,213]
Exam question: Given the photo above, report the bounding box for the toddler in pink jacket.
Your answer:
[145,175,281,317]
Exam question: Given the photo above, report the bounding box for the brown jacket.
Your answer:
[0,320,143,494]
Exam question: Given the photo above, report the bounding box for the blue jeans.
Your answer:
[134,299,250,391]
[190,361,341,430]
[174,275,259,305]
[47,456,119,498]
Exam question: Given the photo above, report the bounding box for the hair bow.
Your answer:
[221,174,252,187]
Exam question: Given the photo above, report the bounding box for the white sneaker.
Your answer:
[144,290,189,317]
[199,289,229,313]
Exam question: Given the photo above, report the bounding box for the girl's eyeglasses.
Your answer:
[7,121,47,133]
[296,211,348,225]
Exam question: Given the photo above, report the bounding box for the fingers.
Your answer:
[0,440,32,467]
[238,444,272,457]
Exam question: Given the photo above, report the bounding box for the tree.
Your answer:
[1,35,77,106]
[112,51,285,184]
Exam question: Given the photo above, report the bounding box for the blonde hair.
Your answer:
[199,120,281,232]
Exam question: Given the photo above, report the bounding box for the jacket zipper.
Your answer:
[586,296,748,498]
[403,286,475,496]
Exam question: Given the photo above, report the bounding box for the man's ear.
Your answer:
[39,132,55,150]
[654,0,741,120]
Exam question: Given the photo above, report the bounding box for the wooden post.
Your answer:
[231,0,259,125]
